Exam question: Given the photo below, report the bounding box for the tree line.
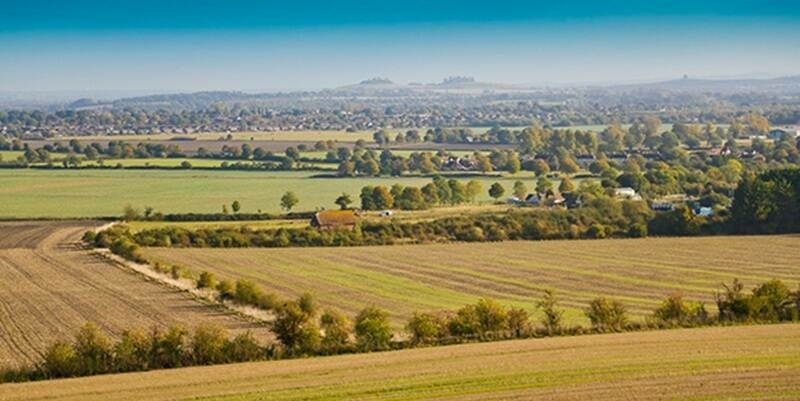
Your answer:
[3,276,796,383]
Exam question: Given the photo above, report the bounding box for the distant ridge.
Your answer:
[2,74,799,110]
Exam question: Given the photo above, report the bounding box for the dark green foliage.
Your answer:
[716,279,796,323]
[731,169,800,234]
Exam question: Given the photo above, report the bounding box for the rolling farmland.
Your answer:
[145,235,800,327]
[2,324,798,401]
[0,221,271,368]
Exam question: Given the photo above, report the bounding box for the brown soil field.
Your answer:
[0,221,271,368]
[144,235,800,327]
[1,324,798,401]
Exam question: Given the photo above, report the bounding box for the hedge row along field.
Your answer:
[143,235,800,328]
[1,324,798,401]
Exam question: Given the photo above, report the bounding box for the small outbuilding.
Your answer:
[310,210,358,230]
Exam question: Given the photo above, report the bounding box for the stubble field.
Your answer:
[144,235,800,327]
[1,324,797,401]
[0,221,271,368]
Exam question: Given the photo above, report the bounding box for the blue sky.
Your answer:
[1,1,798,92]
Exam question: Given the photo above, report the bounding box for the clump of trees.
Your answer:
[358,176,483,211]
[730,169,800,234]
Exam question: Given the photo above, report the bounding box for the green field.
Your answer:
[143,235,800,328]
[2,324,797,401]
[0,169,540,218]
[0,151,24,161]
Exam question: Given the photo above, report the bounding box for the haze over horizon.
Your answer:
[1,0,799,93]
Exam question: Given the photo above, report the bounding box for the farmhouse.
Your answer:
[310,210,358,230]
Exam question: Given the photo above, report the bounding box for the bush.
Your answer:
[216,279,235,301]
[223,332,264,362]
[114,329,151,372]
[536,289,564,335]
[191,324,228,365]
[585,297,628,332]
[320,309,352,354]
[474,298,508,333]
[406,312,449,345]
[653,294,708,327]
[41,342,78,378]
[149,325,189,369]
[196,271,216,289]
[355,306,392,351]
[73,323,113,376]
[272,301,320,355]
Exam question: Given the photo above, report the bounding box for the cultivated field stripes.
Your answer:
[1,324,798,401]
[0,222,273,368]
[145,235,800,327]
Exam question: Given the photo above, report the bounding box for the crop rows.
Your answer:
[0,222,271,368]
[1,324,798,401]
[145,235,800,327]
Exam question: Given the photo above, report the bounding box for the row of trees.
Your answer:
[358,177,483,211]
[6,276,796,383]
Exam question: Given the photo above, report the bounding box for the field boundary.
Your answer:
[92,249,274,323]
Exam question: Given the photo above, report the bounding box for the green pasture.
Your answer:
[0,169,547,218]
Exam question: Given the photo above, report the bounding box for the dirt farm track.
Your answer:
[0,221,270,368]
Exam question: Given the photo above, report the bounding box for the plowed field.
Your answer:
[0,221,271,368]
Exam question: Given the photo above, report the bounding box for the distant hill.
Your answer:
[609,75,800,93]
[4,74,798,111]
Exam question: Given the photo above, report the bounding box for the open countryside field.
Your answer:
[0,221,271,368]
[144,235,800,328]
[49,129,380,143]
[2,324,798,401]
[0,169,534,218]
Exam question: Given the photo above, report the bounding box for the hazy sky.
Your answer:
[1,0,799,92]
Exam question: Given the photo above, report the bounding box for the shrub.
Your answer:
[474,298,508,333]
[196,271,216,289]
[114,329,151,372]
[73,323,113,376]
[223,332,264,363]
[271,301,320,355]
[191,324,228,365]
[536,289,564,335]
[506,307,530,337]
[41,342,78,378]
[149,325,189,369]
[653,294,708,327]
[355,306,392,351]
[406,312,449,345]
[320,309,352,354]
[715,279,751,322]
[585,297,628,332]
[216,279,235,301]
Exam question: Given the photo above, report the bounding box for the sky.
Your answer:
[1,0,799,93]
